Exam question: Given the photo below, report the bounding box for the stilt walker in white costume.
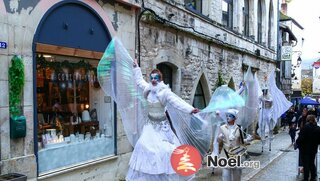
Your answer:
[97,38,213,181]
[258,84,273,152]
[257,73,292,152]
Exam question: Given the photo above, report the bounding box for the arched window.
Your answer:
[243,0,249,36]
[222,0,233,29]
[257,0,262,43]
[193,82,206,109]
[157,63,173,89]
[268,0,274,48]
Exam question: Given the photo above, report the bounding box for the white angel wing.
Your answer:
[166,102,213,157]
[239,67,259,129]
[255,73,263,98]
[97,38,147,147]
[182,85,245,156]
[268,71,292,129]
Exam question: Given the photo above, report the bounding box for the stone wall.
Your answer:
[139,22,276,104]
[0,0,135,180]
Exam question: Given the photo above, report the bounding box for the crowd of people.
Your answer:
[282,105,320,181]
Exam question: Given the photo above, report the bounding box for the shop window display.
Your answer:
[36,54,115,173]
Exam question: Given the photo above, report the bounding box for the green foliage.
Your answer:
[216,71,226,88]
[37,55,94,72]
[228,77,235,91]
[9,55,25,117]
[301,78,312,96]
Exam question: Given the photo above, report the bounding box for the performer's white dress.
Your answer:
[126,67,194,181]
[258,95,273,142]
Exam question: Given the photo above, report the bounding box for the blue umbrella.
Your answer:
[300,97,320,105]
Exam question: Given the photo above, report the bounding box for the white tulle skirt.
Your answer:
[126,123,193,181]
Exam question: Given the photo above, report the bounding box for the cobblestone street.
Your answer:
[195,130,295,180]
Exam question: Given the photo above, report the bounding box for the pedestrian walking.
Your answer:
[288,123,298,144]
[296,115,320,181]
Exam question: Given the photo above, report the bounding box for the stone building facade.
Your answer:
[0,0,278,181]
[138,0,278,107]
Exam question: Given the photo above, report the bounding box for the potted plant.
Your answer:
[8,55,26,139]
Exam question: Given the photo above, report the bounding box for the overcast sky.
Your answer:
[286,0,320,69]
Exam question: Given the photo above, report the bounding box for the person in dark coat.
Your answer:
[286,107,297,127]
[298,108,308,129]
[296,115,320,181]
[288,123,298,144]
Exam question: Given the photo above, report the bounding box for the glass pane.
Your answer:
[36,54,115,173]
[257,0,262,43]
[243,0,249,36]
[222,1,228,12]
[185,0,202,12]
[222,0,232,28]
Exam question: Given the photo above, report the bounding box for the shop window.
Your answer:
[243,0,249,36]
[193,82,206,109]
[257,0,263,43]
[222,0,233,29]
[36,54,115,173]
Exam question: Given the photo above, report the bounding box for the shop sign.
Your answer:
[0,42,7,49]
[281,46,292,61]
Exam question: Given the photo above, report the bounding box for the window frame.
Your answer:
[257,0,263,44]
[185,0,202,14]
[222,0,233,29]
[268,0,274,49]
[243,0,250,36]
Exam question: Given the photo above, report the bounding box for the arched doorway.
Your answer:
[192,74,210,109]
[33,1,115,174]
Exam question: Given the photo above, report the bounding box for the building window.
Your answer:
[185,0,202,13]
[193,82,206,109]
[222,0,233,28]
[268,0,274,48]
[243,0,249,36]
[36,54,115,173]
[157,63,173,89]
[257,0,262,43]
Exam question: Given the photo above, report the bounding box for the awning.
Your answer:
[279,23,297,42]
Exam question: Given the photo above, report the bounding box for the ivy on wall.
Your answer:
[215,71,226,89]
[9,56,25,117]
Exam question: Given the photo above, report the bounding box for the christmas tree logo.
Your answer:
[170,144,201,176]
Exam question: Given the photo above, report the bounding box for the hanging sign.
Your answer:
[0,42,7,49]
[313,61,320,69]
[281,46,292,61]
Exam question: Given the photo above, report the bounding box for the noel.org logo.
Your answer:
[170,144,201,176]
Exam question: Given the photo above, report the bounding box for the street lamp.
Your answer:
[297,56,302,65]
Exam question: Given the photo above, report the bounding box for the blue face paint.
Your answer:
[150,73,160,82]
[226,114,235,120]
